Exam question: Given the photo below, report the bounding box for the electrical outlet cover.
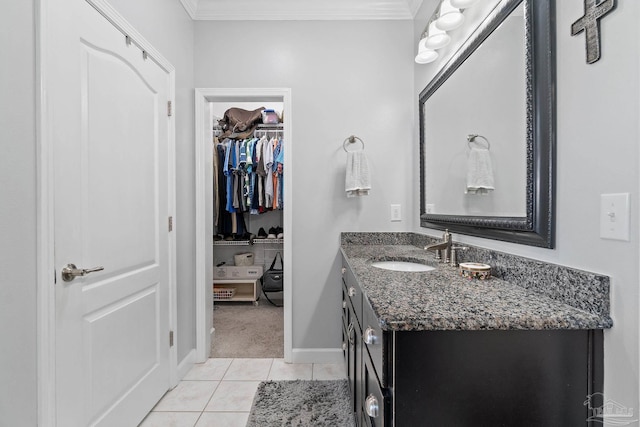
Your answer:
[391,204,401,222]
[600,193,630,241]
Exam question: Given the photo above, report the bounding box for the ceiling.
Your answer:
[179,0,427,20]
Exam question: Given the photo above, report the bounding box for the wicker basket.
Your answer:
[213,287,236,300]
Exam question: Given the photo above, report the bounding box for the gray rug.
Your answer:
[211,299,284,358]
[247,380,356,427]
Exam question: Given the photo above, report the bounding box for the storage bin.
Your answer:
[261,109,279,124]
[213,265,263,280]
[234,252,254,266]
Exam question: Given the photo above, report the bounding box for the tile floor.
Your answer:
[139,358,346,427]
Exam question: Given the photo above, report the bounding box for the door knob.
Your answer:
[364,327,378,345]
[365,394,379,417]
[61,263,104,282]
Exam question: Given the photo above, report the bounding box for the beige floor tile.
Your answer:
[268,359,313,380]
[138,411,200,427]
[153,381,220,412]
[184,358,233,381]
[194,412,250,427]
[222,358,273,381]
[204,380,260,412]
[312,363,347,380]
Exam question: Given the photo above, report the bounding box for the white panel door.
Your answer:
[48,0,171,425]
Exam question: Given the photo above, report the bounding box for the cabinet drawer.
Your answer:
[362,296,384,385]
[342,262,362,327]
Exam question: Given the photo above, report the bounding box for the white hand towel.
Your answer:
[345,151,371,197]
[466,147,494,194]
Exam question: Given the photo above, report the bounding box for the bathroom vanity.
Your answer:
[340,233,612,427]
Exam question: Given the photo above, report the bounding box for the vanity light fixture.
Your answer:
[435,0,465,31]
[449,0,480,8]
[424,21,451,50]
[415,0,474,65]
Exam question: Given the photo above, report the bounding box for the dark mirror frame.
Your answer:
[419,0,555,248]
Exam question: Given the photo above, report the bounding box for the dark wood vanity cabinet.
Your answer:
[341,260,604,427]
[342,262,392,427]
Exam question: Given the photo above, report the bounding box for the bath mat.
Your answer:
[246,379,356,427]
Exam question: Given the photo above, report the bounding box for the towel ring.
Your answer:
[467,134,490,150]
[343,135,365,152]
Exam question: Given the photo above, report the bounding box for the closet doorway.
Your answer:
[194,88,292,364]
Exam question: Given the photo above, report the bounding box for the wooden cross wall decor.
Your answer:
[571,0,616,64]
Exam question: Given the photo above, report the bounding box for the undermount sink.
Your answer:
[371,261,435,272]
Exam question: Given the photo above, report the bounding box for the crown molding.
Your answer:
[179,0,198,19]
[189,0,421,20]
[406,0,425,17]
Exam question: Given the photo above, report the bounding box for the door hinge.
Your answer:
[168,216,173,232]
[167,100,172,117]
[169,330,174,347]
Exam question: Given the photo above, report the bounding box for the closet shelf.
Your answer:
[213,238,284,246]
[213,240,251,246]
[213,123,283,130]
[254,239,284,244]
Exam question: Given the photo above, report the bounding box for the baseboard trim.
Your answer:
[177,349,196,381]
[291,348,343,364]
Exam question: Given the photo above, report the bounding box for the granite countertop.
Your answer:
[341,243,612,332]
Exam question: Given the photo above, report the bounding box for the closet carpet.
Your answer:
[210,297,284,359]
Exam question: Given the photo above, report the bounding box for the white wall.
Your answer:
[195,20,414,350]
[415,0,640,411]
[0,2,38,425]
[107,0,196,363]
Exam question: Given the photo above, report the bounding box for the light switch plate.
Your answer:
[390,204,401,222]
[600,193,630,241]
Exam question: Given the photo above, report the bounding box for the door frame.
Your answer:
[194,88,293,363]
[36,0,178,424]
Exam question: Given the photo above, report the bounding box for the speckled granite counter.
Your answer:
[341,234,613,332]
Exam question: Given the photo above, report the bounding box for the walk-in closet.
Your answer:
[209,100,286,359]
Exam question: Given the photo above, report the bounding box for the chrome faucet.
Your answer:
[425,229,452,263]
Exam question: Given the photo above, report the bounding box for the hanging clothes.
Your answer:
[212,136,221,228]
[212,129,285,238]
[275,138,284,209]
[263,136,274,207]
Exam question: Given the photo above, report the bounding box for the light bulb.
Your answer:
[415,40,439,64]
[435,0,464,31]
[450,0,480,8]
[424,22,451,50]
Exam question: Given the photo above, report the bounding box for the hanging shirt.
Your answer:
[276,138,284,209]
[263,137,275,207]
[223,139,236,213]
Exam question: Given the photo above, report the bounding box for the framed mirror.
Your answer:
[419,0,555,248]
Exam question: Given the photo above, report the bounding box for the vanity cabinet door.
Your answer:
[361,350,389,427]
[343,279,361,425]
[393,329,600,426]
[345,299,363,425]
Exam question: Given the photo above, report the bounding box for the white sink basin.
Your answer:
[371,261,435,272]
